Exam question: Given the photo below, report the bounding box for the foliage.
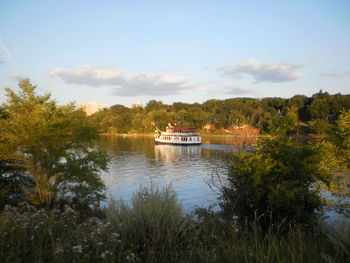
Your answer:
[106,186,189,261]
[220,135,331,230]
[1,190,350,263]
[0,160,33,210]
[0,79,108,208]
[309,119,333,134]
[87,92,350,135]
[319,110,350,216]
[265,110,298,135]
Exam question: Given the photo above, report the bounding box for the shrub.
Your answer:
[220,135,330,230]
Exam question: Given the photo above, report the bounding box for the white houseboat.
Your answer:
[154,125,201,145]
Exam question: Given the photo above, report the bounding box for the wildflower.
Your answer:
[72,245,83,253]
[55,247,64,254]
[111,233,120,239]
[101,250,111,258]
[127,253,136,261]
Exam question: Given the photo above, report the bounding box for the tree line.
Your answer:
[88,91,350,134]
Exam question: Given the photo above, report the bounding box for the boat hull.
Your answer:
[155,140,201,145]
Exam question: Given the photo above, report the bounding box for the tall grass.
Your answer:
[106,186,190,262]
[1,187,349,262]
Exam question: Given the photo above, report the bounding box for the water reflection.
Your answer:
[154,145,201,165]
[202,135,257,146]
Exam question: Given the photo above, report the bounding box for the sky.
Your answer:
[0,0,349,107]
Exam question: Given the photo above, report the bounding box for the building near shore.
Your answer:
[132,103,143,109]
[80,101,108,116]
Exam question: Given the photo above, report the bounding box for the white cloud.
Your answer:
[218,58,302,83]
[50,65,189,96]
[320,71,350,78]
[224,85,252,95]
[326,56,336,61]
[0,37,11,64]
[9,73,23,81]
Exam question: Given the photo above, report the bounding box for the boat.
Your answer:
[154,124,201,145]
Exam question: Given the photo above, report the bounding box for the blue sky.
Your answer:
[0,0,349,107]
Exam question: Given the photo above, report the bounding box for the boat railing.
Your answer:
[162,132,200,136]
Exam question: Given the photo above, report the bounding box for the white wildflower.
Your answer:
[127,253,136,261]
[111,233,120,239]
[55,247,64,254]
[72,245,83,253]
[101,250,110,258]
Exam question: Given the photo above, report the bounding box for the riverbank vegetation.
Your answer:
[1,187,350,262]
[87,92,350,136]
[1,80,350,262]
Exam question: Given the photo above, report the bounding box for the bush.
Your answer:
[220,135,330,230]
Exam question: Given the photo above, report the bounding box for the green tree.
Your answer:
[221,135,330,229]
[266,110,298,135]
[0,79,108,208]
[319,110,350,216]
[130,113,146,133]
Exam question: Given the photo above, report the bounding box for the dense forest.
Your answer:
[88,91,350,135]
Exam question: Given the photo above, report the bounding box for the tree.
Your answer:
[319,110,350,216]
[0,79,108,208]
[265,110,298,135]
[221,135,330,230]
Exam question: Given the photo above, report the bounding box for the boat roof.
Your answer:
[166,127,198,130]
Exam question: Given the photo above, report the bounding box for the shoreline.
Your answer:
[99,133,262,138]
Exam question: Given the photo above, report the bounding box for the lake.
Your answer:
[98,135,256,211]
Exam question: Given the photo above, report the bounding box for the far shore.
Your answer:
[99,133,262,138]
[98,133,323,140]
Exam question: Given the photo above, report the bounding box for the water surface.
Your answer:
[98,135,252,210]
